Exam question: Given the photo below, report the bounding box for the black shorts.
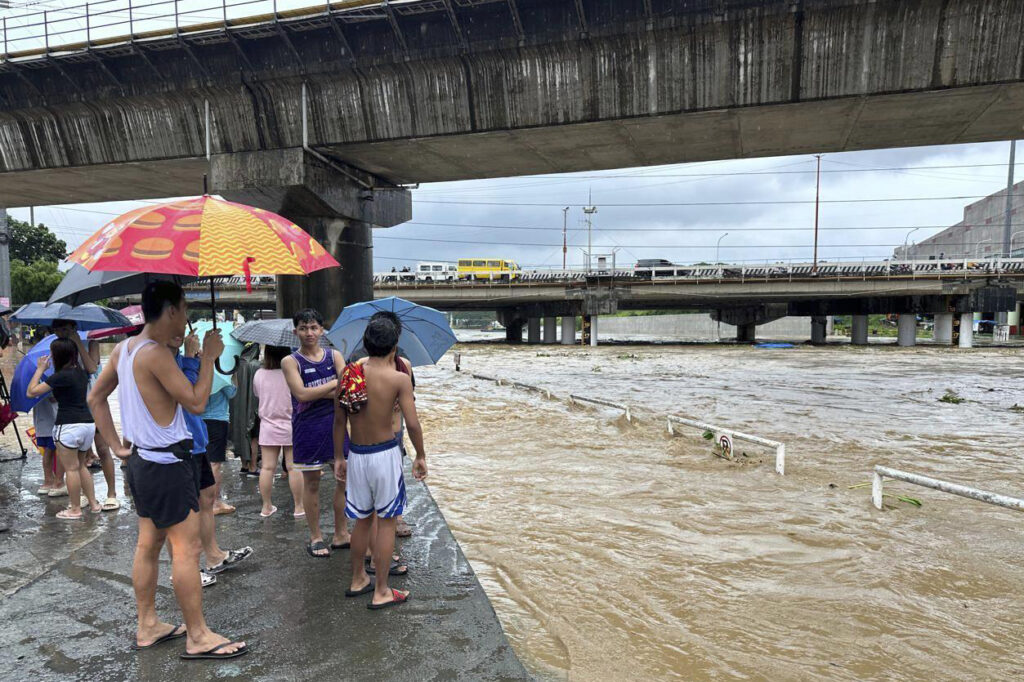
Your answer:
[204,420,229,463]
[196,452,215,490]
[126,444,199,529]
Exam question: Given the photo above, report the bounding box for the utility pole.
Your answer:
[0,207,11,309]
[562,206,569,270]
[1002,140,1017,257]
[812,154,822,274]
[583,190,597,272]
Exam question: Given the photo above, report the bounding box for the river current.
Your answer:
[418,334,1024,681]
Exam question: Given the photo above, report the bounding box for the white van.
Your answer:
[416,262,458,282]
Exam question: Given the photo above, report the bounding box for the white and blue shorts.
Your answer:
[54,423,96,452]
[345,438,406,520]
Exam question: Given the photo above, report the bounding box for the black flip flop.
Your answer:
[330,541,351,550]
[180,642,249,660]
[366,559,408,576]
[306,540,330,558]
[130,624,186,650]
[368,589,410,610]
[344,580,375,598]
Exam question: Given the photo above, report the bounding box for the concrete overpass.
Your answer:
[3,0,1024,315]
[187,258,1024,346]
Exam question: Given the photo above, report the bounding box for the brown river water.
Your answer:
[416,336,1024,681]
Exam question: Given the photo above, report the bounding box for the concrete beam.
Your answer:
[897,314,917,347]
[542,316,557,344]
[810,316,828,344]
[851,315,868,345]
[934,313,953,344]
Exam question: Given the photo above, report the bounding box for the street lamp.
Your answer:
[975,239,991,258]
[715,232,729,264]
[1009,230,1024,257]
[902,227,921,260]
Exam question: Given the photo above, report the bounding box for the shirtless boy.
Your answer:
[335,315,427,609]
[88,282,247,659]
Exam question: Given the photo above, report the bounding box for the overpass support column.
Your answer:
[736,323,756,343]
[561,316,576,345]
[590,316,599,347]
[527,318,541,344]
[543,316,557,344]
[933,313,953,344]
[212,148,411,325]
[851,315,868,345]
[897,314,917,347]
[810,316,828,344]
[958,313,974,348]
[505,321,523,344]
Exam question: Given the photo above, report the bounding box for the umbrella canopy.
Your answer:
[11,302,132,331]
[88,305,144,340]
[186,320,243,394]
[231,319,331,349]
[67,195,339,278]
[10,331,90,413]
[48,265,196,306]
[326,297,457,367]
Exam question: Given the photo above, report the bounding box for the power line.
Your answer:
[373,235,1005,250]
[414,194,1024,207]
[399,220,1024,233]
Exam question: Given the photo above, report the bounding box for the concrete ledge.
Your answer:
[0,454,530,681]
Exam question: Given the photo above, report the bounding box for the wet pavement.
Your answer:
[0,452,529,681]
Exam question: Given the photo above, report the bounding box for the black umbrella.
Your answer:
[48,265,196,306]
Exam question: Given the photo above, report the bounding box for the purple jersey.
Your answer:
[290,349,336,468]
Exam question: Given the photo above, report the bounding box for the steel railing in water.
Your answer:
[0,0,427,60]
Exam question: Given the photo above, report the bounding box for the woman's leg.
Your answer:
[56,445,82,515]
[93,432,117,499]
[77,451,101,512]
[41,448,55,489]
[258,446,279,515]
[249,436,259,473]
[284,447,303,516]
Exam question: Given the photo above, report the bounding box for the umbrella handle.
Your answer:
[216,355,239,375]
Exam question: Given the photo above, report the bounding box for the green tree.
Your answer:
[11,259,65,305]
[7,218,67,264]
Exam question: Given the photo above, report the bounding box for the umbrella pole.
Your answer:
[209,278,239,375]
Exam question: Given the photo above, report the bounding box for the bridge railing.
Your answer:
[0,0,416,60]
[371,257,1024,287]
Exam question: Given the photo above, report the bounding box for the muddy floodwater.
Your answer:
[416,336,1024,681]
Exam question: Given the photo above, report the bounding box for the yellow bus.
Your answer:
[457,258,522,281]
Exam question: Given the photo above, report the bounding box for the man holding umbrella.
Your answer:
[89,282,247,659]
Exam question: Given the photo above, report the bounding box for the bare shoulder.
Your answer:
[281,354,297,369]
[399,356,412,371]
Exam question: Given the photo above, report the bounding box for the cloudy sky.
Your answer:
[7,140,1021,272]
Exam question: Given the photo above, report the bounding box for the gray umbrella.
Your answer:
[231,319,331,349]
[48,265,196,306]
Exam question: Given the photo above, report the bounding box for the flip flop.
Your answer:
[101,497,121,511]
[293,511,306,519]
[206,547,254,574]
[306,540,330,558]
[365,558,407,576]
[56,509,84,520]
[131,624,186,650]
[259,506,278,518]
[180,641,249,660]
[330,540,350,550]
[368,588,410,610]
[344,580,375,597]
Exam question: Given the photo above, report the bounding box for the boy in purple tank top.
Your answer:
[281,309,349,558]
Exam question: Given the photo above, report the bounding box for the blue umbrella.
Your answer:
[10,331,90,413]
[186,320,243,394]
[326,296,456,367]
[11,301,131,331]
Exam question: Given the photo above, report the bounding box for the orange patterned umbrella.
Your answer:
[68,196,338,278]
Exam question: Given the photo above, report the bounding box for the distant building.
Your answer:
[894,179,1024,260]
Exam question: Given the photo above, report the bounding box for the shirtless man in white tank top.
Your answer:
[88,281,247,660]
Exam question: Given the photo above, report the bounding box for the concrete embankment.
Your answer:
[0,451,530,681]
[598,313,830,342]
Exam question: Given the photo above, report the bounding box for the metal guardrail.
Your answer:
[568,394,631,422]
[373,257,1024,289]
[0,0,436,60]
[667,415,785,475]
[872,466,1024,512]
